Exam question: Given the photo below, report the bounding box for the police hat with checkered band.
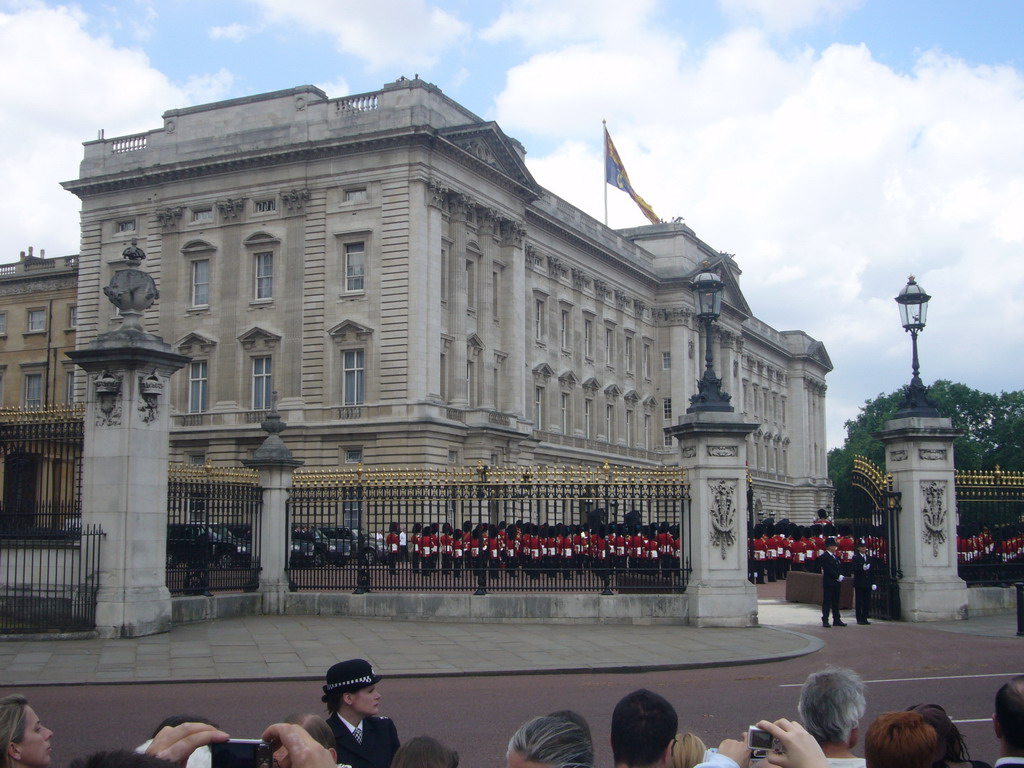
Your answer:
[322,658,382,701]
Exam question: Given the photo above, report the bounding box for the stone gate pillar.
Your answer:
[876,416,968,621]
[667,411,758,627]
[69,240,188,637]
[243,401,303,615]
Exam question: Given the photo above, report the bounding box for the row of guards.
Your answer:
[748,520,888,583]
[957,524,1024,565]
[383,521,683,576]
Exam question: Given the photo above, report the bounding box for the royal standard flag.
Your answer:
[604,127,661,224]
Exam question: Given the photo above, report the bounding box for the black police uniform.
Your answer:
[851,549,874,624]
[328,713,400,768]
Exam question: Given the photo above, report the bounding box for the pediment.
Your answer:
[643,395,658,410]
[439,123,541,197]
[582,377,601,393]
[532,362,554,379]
[558,370,578,387]
[467,333,485,350]
[623,389,640,404]
[175,332,217,353]
[328,319,374,343]
[181,239,216,255]
[604,384,622,399]
[243,231,281,247]
[808,340,834,371]
[237,326,281,350]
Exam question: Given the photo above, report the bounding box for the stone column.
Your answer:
[667,410,759,627]
[68,240,188,638]
[876,416,968,621]
[243,401,303,615]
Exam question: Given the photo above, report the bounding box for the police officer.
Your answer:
[851,538,877,625]
[322,658,400,768]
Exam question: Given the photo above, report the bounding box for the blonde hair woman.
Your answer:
[670,732,707,768]
[1,695,53,768]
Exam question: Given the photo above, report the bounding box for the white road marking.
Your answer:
[780,672,1023,687]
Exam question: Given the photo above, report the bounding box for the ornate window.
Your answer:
[254,252,273,300]
[343,349,365,406]
[191,260,210,307]
[23,372,42,409]
[27,309,45,333]
[188,361,208,413]
[345,242,366,292]
[252,356,273,410]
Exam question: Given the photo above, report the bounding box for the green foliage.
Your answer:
[828,380,1024,515]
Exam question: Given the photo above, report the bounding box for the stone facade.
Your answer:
[0,248,79,409]
[63,77,833,520]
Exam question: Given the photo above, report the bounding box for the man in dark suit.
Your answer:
[322,658,400,768]
[820,537,847,628]
[851,539,876,625]
[994,675,1024,767]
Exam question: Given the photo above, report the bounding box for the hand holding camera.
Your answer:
[753,719,828,768]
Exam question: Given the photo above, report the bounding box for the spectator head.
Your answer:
[610,689,678,768]
[670,732,707,768]
[321,658,383,716]
[282,714,337,763]
[994,675,1024,754]
[865,711,936,768]
[798,666,867,748]
[906,704,969,764]
[507,715,593,768]
[392,736,458,768]
[1,695,52,768]
[546,711,593,749]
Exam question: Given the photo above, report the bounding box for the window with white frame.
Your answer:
[252,356,272,410]
[345,448,364,464]
[189,361,208,413]
[188,453,207,466]
[191,207,213,223]
[191,260,210,307]
[625,409,634,446]
[584,399,593,439]
[664,396,674,446]
[65,370,77,405]
[27,309,45,333]
[67,306,78,328]
[254,198,276,213]
[560,309,570,349]
[254,252,273,300]
[344,242,365,292]
[584,318,593,358]
[466,359,476,407]
[604,327,613,363]
[345,188,368,203]
[534,386,545,428]
[439,351,448,401]
[342,349,365,405]
[644,414,652,450]
[643,343,651,378]
[116,219,136,234]
[624,334,634,373]
[534,299,546,341]
[560,392,570,434]
[23,372,42,409]
[0,312,6,335]
[605,404,614,442]
[662,351,671,370]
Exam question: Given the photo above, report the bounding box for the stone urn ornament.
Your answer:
[103,238,159,332]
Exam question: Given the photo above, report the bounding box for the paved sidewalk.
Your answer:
[0,614,822,687]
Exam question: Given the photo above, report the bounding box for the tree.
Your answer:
[828,380,1024,516]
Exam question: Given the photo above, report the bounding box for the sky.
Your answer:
[2,0,1022,449]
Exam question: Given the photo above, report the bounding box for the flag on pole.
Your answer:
[604,127,661,224]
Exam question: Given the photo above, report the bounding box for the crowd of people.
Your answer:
[3,664,1022,768]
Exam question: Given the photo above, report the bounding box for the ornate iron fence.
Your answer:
[0,524,103,633]
[286,463,690,594]
[0,406,83,535]
[166,463,262,595]
[956,466,1024,585]
[844,456,902,620]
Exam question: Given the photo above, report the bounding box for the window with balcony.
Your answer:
[343,349,365,406]
[254,252,273,300]
[252,356,272,410]
[189,361,208,413]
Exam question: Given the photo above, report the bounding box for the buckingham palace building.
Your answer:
[62,76,834,521]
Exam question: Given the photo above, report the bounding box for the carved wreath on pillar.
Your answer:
[708,478,737,559]
[921,480,947,557]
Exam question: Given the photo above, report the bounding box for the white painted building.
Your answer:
[63,77,833,521]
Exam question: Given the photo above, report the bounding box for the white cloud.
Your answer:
[495,16,1024,447]
[244,0,469,71]
[209,22,256,41]
[718,0,864,33]
[482,0,662,47]
[0,3,232,262]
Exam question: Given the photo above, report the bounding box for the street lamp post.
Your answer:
[686,262,733,413]
[894,275,940,418]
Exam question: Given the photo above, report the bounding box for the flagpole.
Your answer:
[602,120,608,226]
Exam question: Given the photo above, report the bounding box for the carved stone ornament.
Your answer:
[94,371,122,427]
[427,179,450,211]
[919,448,947,461]
[571,268,590,289]
[890,449,908,462]
[155,207,183,229]
[707,445,738,458]
[499,218,525,248]
[708,478,738,559]
[103,239,159,331]
[216,198,246,220]
[681,446,696,458]
[920,480,947,557]
[280,188,310,211]
[138,373,163,424]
